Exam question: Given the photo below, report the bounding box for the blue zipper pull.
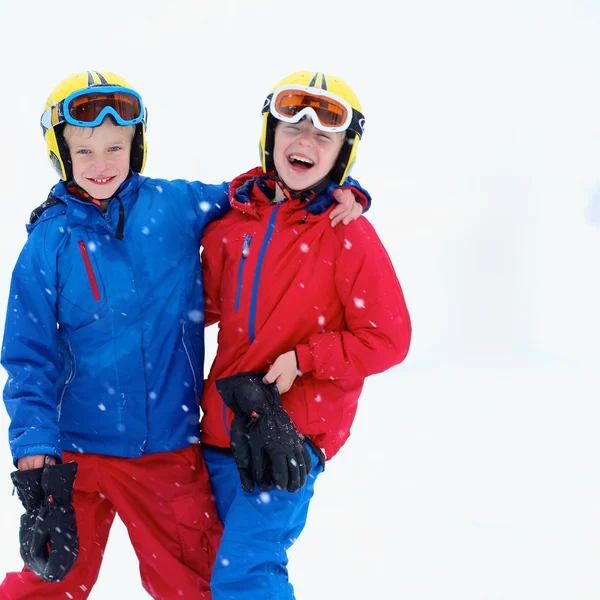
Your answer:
[242,234,251,258]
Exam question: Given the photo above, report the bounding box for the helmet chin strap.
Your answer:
[273,172,331,203]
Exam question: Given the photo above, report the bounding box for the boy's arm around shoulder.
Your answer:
[295,216,411,380]
[152,178,231,235]
[2,222,63,466]
[333,175,371,213]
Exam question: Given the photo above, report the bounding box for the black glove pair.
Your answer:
[11,461,79,582]
[216,372,312,494]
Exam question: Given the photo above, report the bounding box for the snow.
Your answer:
[1,0,599,598]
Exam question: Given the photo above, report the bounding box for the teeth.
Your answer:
[93,178,111,183]
[289,155,313,165]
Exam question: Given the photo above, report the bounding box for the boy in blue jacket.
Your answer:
[0,70,367,599]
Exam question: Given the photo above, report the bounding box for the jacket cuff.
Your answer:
[294,344,314,375]
[340,176,372,212]
[342,186,370,212]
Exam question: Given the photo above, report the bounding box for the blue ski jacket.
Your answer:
[2,174,229,466]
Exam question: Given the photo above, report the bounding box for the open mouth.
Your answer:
[87,176,117,185]
[288,154,314,170]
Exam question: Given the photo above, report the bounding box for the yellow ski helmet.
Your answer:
[40,70,147,181]
[260,71,365,185]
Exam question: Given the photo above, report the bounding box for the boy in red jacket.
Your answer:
[199,71,411,599]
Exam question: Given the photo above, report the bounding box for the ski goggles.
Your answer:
[264,85,365,136]
[40,85,146,132]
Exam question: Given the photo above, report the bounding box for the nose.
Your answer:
[297,132,314,147]
[92,157,109,173]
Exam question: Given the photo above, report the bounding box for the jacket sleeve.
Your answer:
[2,226,63,466]
[165,179,231,236]
[200,220,225,327]
[294,218,411,379]
[328,176,372,212]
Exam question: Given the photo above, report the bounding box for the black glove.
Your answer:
[11,466,45,575]
[12,461,79,582]
[216,372,312,493]
[229,412,273,492]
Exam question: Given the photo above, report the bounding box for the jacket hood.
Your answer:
[229,167,339,219]
[27,173,147,237]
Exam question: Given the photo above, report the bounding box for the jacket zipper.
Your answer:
[235,234,252,311]
[181,322,199,403]
[77,240,101,300]
[248,205,279,342]
[57,342,76,421]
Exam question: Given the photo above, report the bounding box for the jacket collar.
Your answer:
[51,172,141,205]
[229,167,337,218]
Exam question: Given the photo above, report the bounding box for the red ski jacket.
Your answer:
[200,168,411,460]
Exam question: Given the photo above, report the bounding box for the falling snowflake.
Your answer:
[300,243,310,253]
[98,404,106,411]
[156,185,163,193]
[318,315,325,326]
[353,297,365,309]
[141,226,150,235]
[258,491,271,504]
[344,239,352,250]
[189,310,203,322]
[181,405,189,412]
[199,201,211,212]
[45,288,52,295]
[149,391,157,400]
[88,241,97,252]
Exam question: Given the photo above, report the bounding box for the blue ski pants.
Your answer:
[202,444,323,600]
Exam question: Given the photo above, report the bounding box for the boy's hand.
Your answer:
[216,372,311,493]
[18,455,56,471]
[263,351,299,394]
[11,461,79,582]
[329,188,363,227]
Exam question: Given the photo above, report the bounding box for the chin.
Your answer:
[82,176,123,200]
[283,170,320,190]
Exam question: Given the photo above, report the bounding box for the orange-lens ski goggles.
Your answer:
[41,86,145,131]
[265,85,363,135]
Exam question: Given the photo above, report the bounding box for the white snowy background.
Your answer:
[1,1,599,598]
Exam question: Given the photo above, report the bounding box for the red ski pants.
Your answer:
[0,445,222,599]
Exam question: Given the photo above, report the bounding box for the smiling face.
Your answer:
[272,118,345,192]
[64,119,134,199]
